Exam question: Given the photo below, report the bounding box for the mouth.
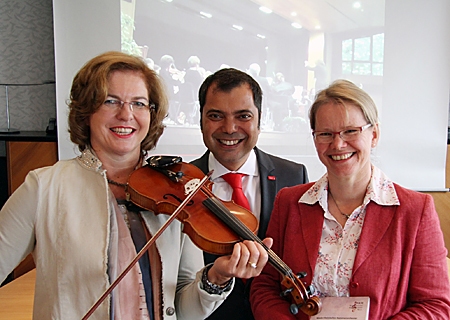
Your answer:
[218,139,242,146]
[330,152,353,161]
[110,127,135,135]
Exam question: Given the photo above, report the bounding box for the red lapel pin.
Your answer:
[268,175,276,181]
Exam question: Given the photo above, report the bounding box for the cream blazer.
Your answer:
[0,151,231,319]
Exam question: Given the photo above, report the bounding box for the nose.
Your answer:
[222,117,238,134]
[117,102,134,120]
[330,133,347,148]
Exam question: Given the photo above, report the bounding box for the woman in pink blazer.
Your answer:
[250,80,450,319]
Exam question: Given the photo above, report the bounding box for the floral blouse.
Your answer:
[299,165,400,297]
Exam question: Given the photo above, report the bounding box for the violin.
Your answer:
[126,156,322,316]
[83,156,321,318]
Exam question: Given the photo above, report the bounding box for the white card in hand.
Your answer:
[311,296,370,320]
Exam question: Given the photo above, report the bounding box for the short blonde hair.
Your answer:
[309,79,379,130]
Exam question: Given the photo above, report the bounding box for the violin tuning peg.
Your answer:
[307,284,315,295]
[289,303,299,315]
[296,271,307,278]
[279,287,293,297]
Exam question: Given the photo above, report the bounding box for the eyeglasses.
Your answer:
[103,99,156,113]
[312,123,373,143]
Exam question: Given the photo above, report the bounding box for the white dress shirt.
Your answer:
[207,151,261,221]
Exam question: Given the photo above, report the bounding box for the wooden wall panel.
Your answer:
[429,192,450,257]
[425,145,450,258]
[6,141,57,195]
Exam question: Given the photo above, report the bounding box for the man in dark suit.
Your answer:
[191,68,309,320]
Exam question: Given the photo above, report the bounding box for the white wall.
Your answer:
[52,0,121,158]
[376,0,450,190]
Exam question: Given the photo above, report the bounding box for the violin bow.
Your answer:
[82,171,212,319]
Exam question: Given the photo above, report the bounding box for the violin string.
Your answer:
[204,197,257,241]
[203,194,293,277]
[204,196,291,275]
[215,198,290,274]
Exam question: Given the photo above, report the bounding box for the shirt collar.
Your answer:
[300,165,400,206]
[208,150,258,180]
[78,148,148,172]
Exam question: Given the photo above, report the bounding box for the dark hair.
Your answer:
[198,68,262,128]
[309,79,379,130]
[68,51,168,152]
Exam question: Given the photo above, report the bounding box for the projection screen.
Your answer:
[54,0,450,191]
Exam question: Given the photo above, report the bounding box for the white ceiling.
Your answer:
[145,0,385,44]
[249,0,385,33]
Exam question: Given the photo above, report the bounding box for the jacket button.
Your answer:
[350,281,359,288]
[166,307,175,316]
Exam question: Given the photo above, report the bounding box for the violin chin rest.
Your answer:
[148,155,182,168]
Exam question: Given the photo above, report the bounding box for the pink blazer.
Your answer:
[250,182,450,319]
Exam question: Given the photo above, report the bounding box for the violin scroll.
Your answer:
[281,273,322,316]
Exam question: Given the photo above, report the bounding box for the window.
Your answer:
[342,33,384,76]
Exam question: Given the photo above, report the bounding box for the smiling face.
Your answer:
[89,70,151,161]
[314,102,379,183]
[201,83,260,171]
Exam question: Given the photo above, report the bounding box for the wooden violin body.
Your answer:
[127,162,259,255]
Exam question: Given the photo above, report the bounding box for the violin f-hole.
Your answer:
[163,193,194,206]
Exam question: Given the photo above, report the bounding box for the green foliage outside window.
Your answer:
[372,33,384,62]
[342,39,353,61]
[121,12,142,56]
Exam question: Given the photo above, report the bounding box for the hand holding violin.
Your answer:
[207,238,273,285]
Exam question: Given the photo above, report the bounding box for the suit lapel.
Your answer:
[190,151,210,175]
[352,202,396,273]
[299,202,324,272]
[254,148,277,238]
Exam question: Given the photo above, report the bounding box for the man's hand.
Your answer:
[207,238,273,285]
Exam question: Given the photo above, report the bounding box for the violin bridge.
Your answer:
[184,178,201,195]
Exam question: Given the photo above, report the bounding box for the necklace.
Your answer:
[106,152,146,189]
[107,178,128,189]
[328,190,351,219]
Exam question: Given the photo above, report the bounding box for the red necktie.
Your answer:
[222,173,251,211]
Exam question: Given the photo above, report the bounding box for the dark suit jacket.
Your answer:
[190,147,308,320]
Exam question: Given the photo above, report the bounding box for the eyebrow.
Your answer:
[106,94,149,102]
[206,108,254,115]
